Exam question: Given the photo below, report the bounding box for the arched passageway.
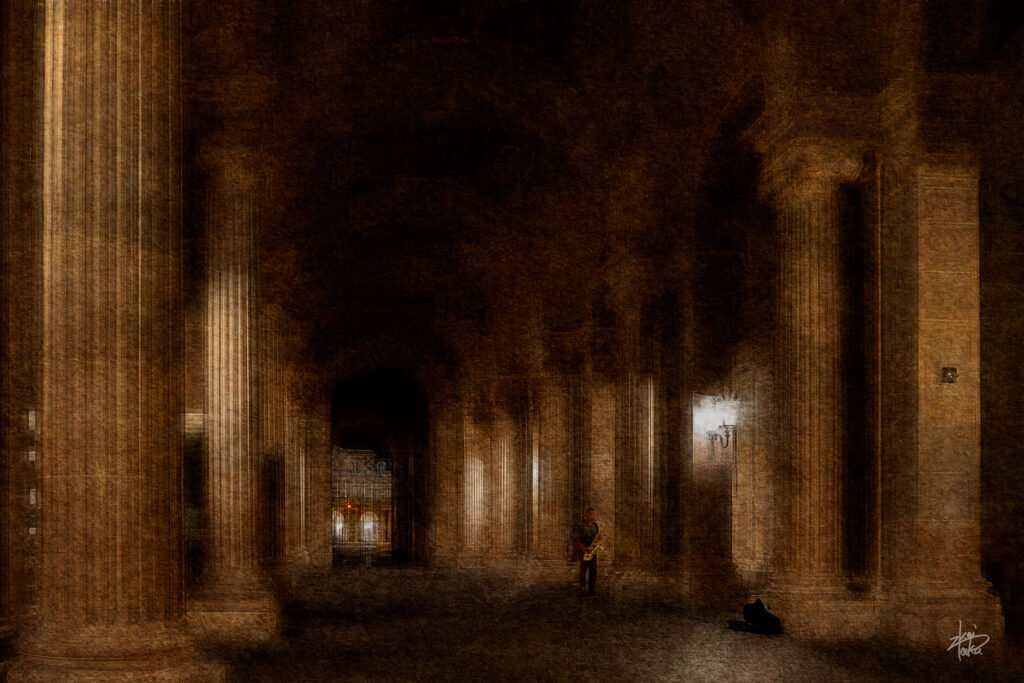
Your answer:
[330,368,430,565]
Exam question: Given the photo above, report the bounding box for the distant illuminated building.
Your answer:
[332,448,393,562]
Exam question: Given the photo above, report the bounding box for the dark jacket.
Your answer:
[572,520,599,555]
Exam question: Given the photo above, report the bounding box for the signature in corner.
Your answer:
[947,620,990,661]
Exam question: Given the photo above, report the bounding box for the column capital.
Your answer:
[759,138,863,202]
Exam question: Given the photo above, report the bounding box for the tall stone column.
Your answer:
[536,376,570,560]
[510,384,533,557]
[462,400,492,554]
[428,391,464,564]
[303,396,333,569]
[490,395,516,558]
[282,407,311,569]
[268,361,330,572]
[590,380,616,565]
[761,139,861,634]
[256,305,288,569]
[566,369,591,536]
[11,2,218,679]
[614,347,658,568]
[188,142,276,639]
[610,266,659,571]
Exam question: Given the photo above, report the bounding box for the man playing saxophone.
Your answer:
[572,507,601,596]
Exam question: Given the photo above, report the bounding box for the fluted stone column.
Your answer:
[490,398,516,558]
[612,280,659,570]
[761,140,861,633]
[270,361,326,570]
[284,409,312,568]
[188,142,276,639]
[11,2,219,679]
[774,142,858,578]
[256,306,317,574]
[566,370,591,536]
[256,305,288,568]
[305,397,333,569]
[510,386,533,557]
[590,381,616,565]
[472,384,531,561]
[429,392,464,563]
[536,377,571,560]
[280,398,310,570]
[462,401,492,554]
[614,361,658,567]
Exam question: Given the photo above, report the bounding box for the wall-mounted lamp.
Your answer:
[707,397,738,450]
[708,423,735,449]
[694,395,740,453]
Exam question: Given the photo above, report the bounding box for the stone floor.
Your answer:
[208,567,1022,682]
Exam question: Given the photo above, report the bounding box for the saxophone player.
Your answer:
[572,507,600,596]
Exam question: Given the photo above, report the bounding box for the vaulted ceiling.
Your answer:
[181,1,1024,391]
[184,2,759,381]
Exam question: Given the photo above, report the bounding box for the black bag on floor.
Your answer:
[732,598,781,635]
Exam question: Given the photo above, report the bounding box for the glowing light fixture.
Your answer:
[694,395,739,451]
[707,397,738,449]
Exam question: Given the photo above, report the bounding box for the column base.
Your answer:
[0,622,17,677]
[885,580,1004,649]
[187,575,279,644]
[9,622,224,682]
[290,548,312,567]
[765,575,883,639]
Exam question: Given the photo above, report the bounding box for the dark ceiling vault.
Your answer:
[183,0,762,385]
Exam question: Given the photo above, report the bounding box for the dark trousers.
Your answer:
[578,557,597,594]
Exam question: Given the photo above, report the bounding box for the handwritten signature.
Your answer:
[947,620,989,661]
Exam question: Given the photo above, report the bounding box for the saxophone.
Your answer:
[583,528,603,561]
